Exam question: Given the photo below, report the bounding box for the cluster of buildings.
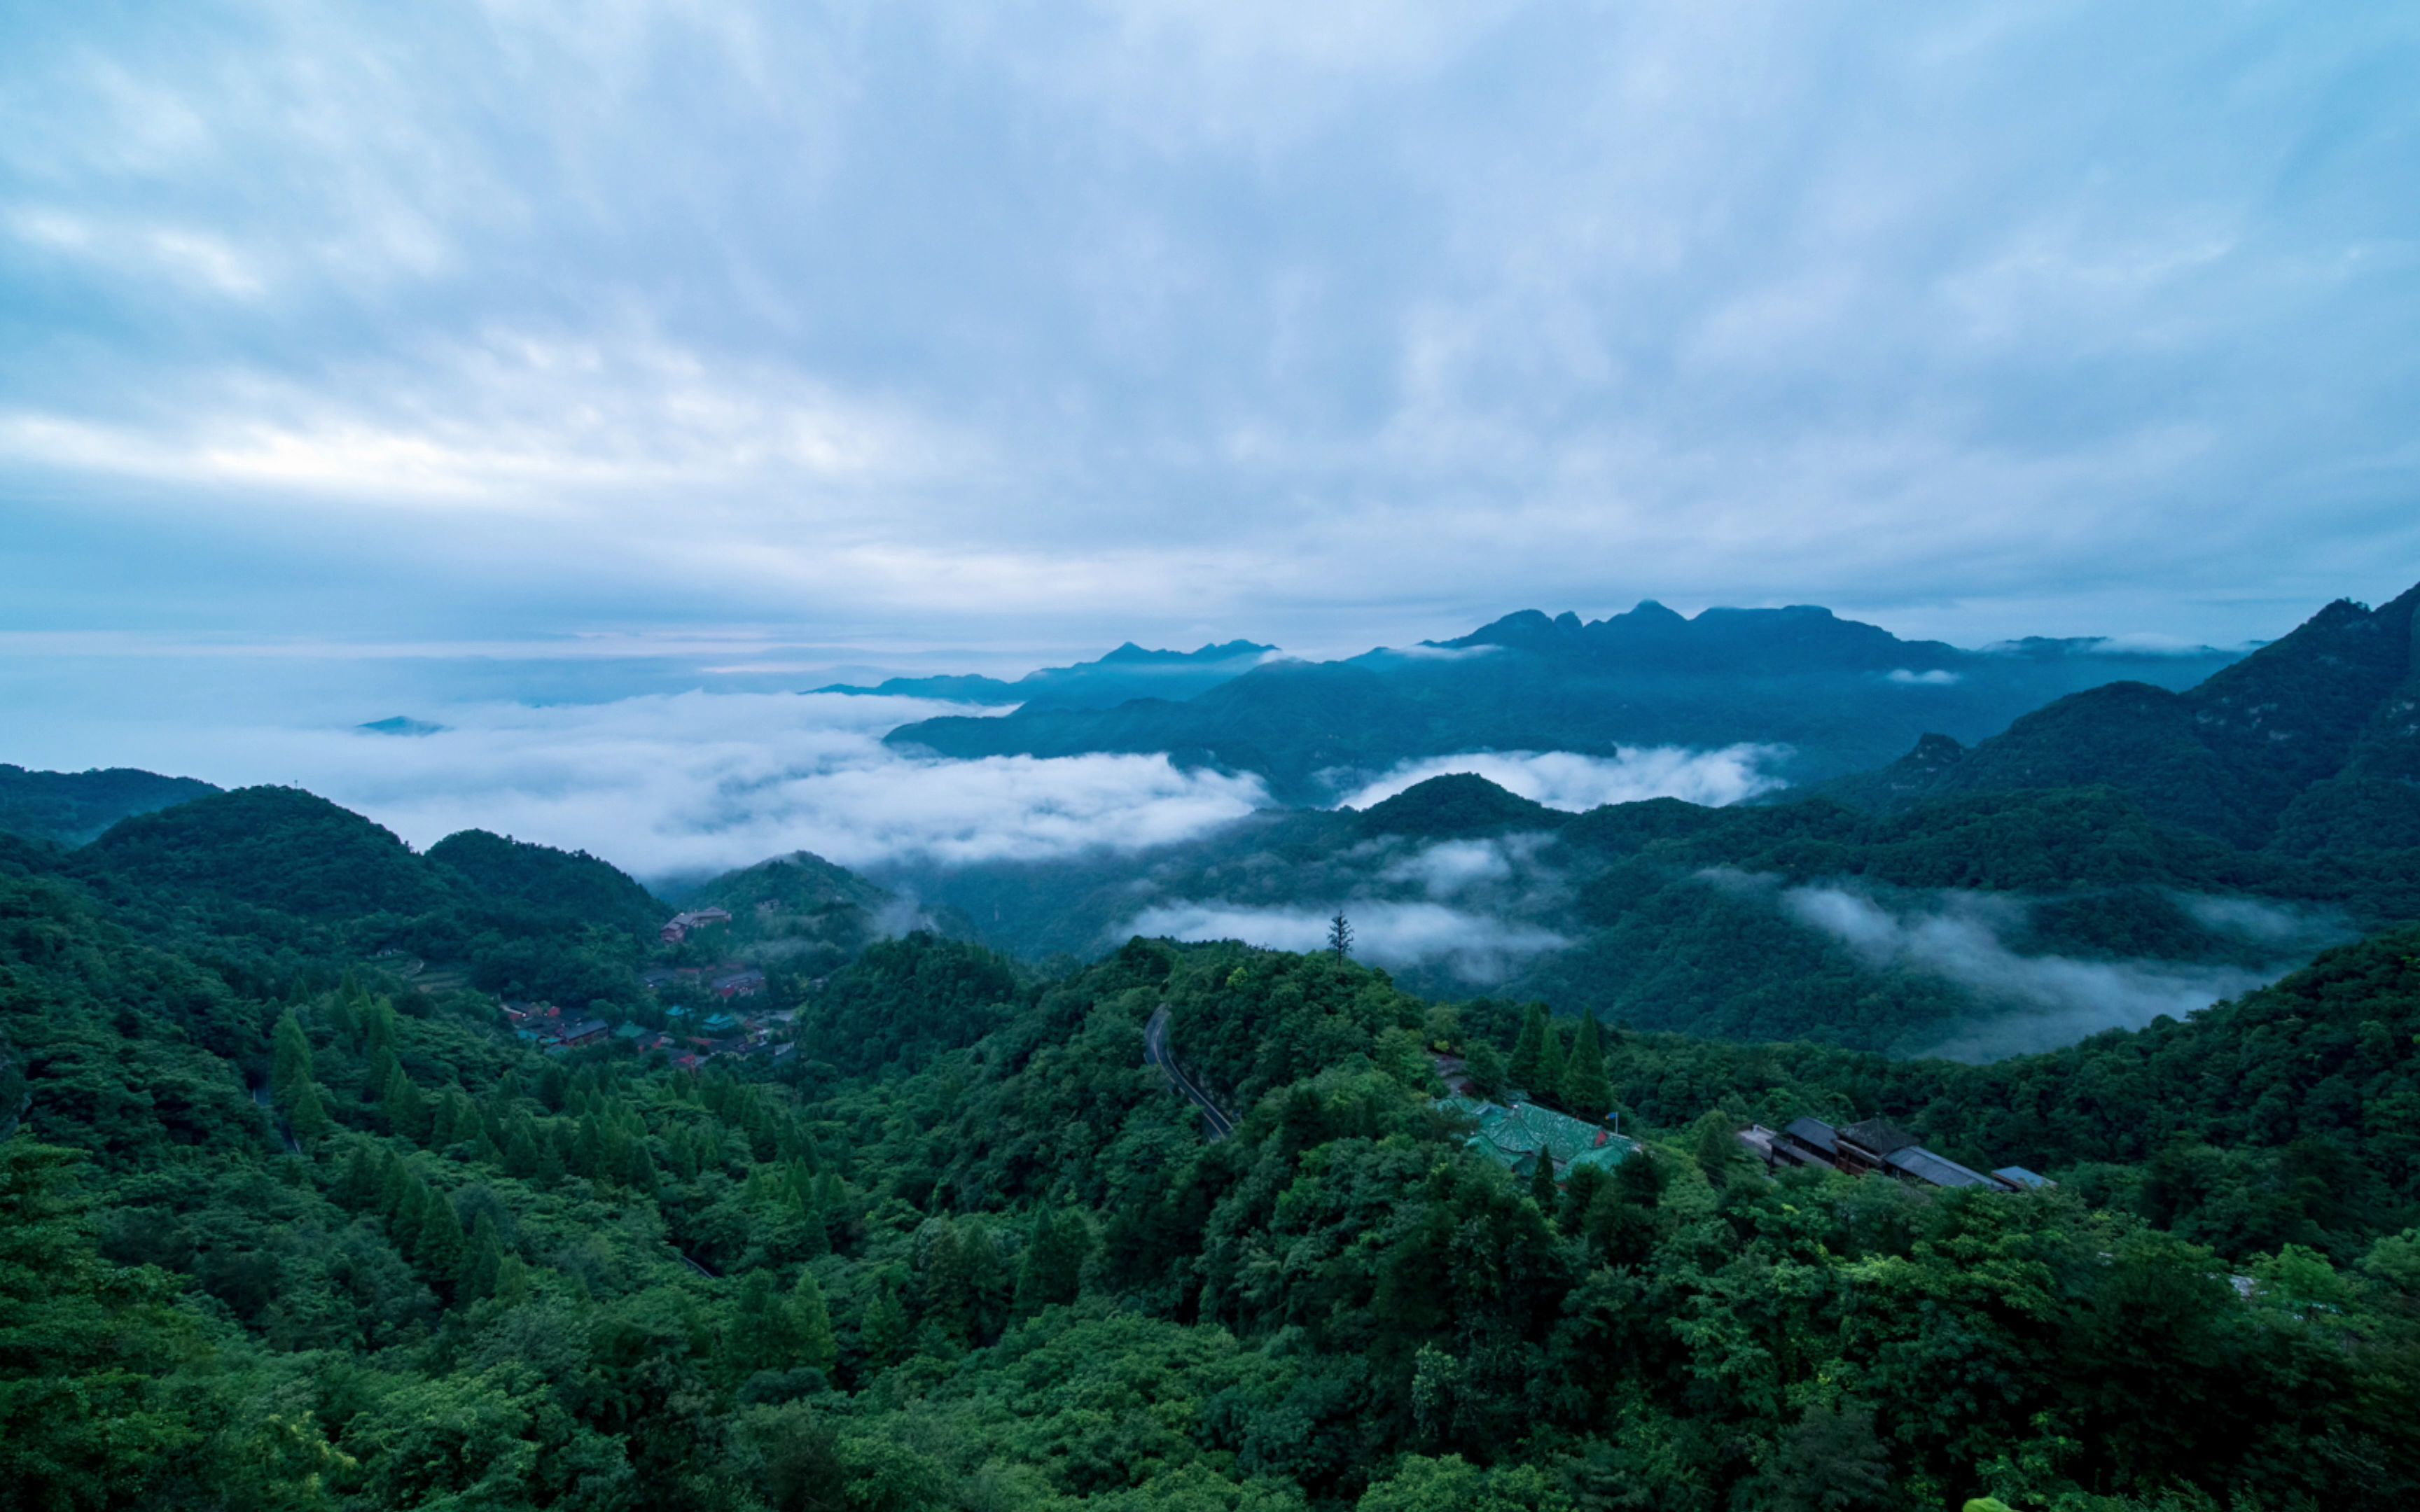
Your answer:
[1437,1094,1638,1183]
[659,906,733,944]
[501,1000,611,1054]
[499,987,795,1069]
[639,963,766,999]
[1739,1116,2051,1194]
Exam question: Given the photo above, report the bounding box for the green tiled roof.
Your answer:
[1438,1096,1634,1180]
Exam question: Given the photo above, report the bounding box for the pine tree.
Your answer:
[416,1191,466,1285]
[393,1177,431,1252]
[1561,1014,1612,1119]
[492,1253,532,1306]
[1015,1208,1092,1315]
[918,1219,977,1345]
[382,1065,429,1142]
[1507,1004,1548,1093]
[461,1212,506,1300]
[271,1009,314,1107]
[288,1077,333,1144]
[790,1268,838,1373]
[861,1282,910,1368]
[338,1140,380,1207]
[729,1271,785,1378]
[1529,1152,1558,1208]
[504,1119,542,1180]
[573,1118,607,1182]
[1536,1019,1567,1107]
[1327,910,1354,961]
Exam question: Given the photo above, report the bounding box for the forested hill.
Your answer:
[0,761,219,846]
[882,601,2239,800]
[4,810,2420,1510]
[1830,579,2420,850]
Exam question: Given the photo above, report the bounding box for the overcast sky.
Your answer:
[5,0,2418,690]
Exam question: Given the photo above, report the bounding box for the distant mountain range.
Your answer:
[816,639,1275,710]
[1822,582,2420,850]
[877,602,2244,800]
[7,581,2411,1059]
[882,582,2420,1053]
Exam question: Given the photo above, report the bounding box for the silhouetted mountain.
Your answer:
[1833,582,2420,848]
[886,602,2240,800]
[816,638,1275,711]
[0,763,218,846]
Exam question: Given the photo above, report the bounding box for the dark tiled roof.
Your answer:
[1783,1116,1839,1154]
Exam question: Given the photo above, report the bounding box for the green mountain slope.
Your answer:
[0,762,218,846]
[426,829,667,934]
[78,785,456,920]
[3,813,2417,1509]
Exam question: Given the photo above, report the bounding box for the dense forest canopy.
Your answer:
[3,783,2419,1511]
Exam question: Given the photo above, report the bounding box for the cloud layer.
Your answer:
[1123,899,1568,983]
[4,0,2416,659]
[81,693,1272,881]
[1780,884,2293,1060]
[1340,747,1788,811]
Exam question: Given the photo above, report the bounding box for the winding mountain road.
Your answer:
[1145,1004,1235,1142]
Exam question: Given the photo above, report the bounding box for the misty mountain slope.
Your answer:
[1839,580,2420,849]
[884,600,2241,800]
[672,850,935,974]
[818,638,1274,710]
[888,771,2391,1056]
[0,762,219,847]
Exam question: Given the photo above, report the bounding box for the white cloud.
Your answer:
[1378,834,1552,897]
[1120,899,1566,982]
[78,692,1271,880]
[1780,884,2282,1060]
[1339,746,1787,811]
[1886,668,1961,685]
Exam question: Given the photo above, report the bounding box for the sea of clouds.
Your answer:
[77,694,1797,886]
[1776,883,2339,1059]
[88,692,1266,880]
[1124,899,1569,983]
[1336,746,1788,811]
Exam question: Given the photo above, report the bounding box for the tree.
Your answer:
[1014,1208,1091,1315]
[270,1009,314,1107]
[790,1268,838,1373]
[461,1212,506,1301]
[1536,1020,1566,1107]
[415,1191,466,1289]
[1760,1402,1891,1512]
[1508,1004,1548,1093]
[1530,1153,1558,1209]
[287,1077,332,1144]
[1560,1015,1611,1118]
[1328,910,1354,961]
[861,1282,911,1368]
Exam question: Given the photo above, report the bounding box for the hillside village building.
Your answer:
[1439,1096,1636,1182]
[1739,1115,2051,1194]
[660,906,732,944]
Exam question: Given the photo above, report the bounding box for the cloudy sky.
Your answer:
[4,0,2416,695]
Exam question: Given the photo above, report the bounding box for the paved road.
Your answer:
[1145,1004,1235,1142]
